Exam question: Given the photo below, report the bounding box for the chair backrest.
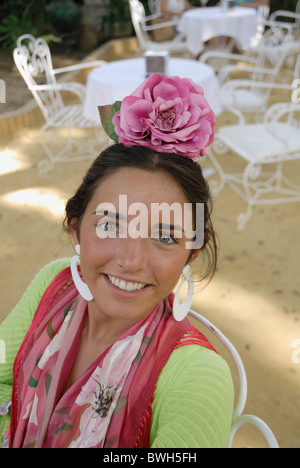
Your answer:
[129,0,151,49]
[269,1,300,40]
[148,0,160,15]
[249,25,298,102]
[295,0,300,39]
[13,35,64,121]
[254,25,295,74]
[256,4,271,35]
[188,309,279,448]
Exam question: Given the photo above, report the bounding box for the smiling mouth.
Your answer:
[106,274,148,292]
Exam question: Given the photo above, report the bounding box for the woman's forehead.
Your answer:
[89,166,189,205]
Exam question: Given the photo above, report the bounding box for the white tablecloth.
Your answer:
[180,6,258,56]
[83,58,222,124]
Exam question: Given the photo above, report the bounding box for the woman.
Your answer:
[0,74,234,448]
[160,0,192,17]
[235,0,270,8]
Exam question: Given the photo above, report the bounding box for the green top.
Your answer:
[0,259,234,448]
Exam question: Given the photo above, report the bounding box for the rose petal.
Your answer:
[111,74,215,161]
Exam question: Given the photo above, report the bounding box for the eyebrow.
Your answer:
[157,222,185,234]
[92,210,126,221]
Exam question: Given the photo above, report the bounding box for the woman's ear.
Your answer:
[69,217,80,246]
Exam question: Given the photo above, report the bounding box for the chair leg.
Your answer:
[38,124,57,176]
[38,125,106,176]
[236,203,253,231]
[207,143,227,196]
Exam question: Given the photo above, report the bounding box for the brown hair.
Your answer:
[64,144,217,283]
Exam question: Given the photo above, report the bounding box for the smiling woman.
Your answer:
[0,74,234,448]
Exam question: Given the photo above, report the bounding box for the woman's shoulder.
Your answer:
[19,257,68,296]
[29,257,71,298]
[154,341,234,406]
[150,342,235,447]
[35,257,71,280]
[7,258,71,324]
[161,342,233,384]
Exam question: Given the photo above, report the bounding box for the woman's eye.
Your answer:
[96,220,119,232]
[153,232,176,244]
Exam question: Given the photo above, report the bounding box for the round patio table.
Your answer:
[180,6,258,57]
[83,57,222,124]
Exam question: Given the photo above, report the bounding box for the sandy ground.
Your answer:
[0,39,299,448]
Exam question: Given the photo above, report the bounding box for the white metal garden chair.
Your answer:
[206,56,300,230]
[189,309,279,448]
[266,0,300,41]
[148,0,161,15]
[200,25,299,119]
[129,0,188,53]
[13,34,106,175]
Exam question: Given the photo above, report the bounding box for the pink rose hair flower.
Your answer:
[109,74,216,162]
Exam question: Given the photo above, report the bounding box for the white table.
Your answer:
[180,6,258,57]
[83,58,222,124]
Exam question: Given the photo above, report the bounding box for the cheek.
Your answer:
[155,254,186,289]
[78,225,109,274]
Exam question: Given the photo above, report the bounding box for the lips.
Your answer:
[106,274,148,292]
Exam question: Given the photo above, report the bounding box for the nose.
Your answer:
[115,237,148,272]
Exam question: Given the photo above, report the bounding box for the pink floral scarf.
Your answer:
[7,267,215,448]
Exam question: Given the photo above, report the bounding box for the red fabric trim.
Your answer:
[130,323,218,448]
[9,267,74,447]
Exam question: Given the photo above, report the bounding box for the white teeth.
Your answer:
[107,275,147,292]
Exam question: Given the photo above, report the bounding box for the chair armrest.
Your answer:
[263,19,296,31]
[200,51,258,65]
[221,79,293,101]
[219,65,284,83]
[142,18,180,31]
[264,101,300,124]
[221,79,294,93]
[29,82,86,102]
[229,414,279,448]
[220,80,293,123]
[53,60,106,75]
[144,12,180,24]
[269,10,300,23]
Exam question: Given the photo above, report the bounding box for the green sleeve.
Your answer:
[1,258,234,448]
[150,345,234,448]
[0,258,71,443]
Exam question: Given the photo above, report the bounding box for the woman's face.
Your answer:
[72,167,198,325]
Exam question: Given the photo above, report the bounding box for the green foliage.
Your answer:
[46,0,81,33]
[0,0,48,50]
[269,0,298,14]
[0,14,37,50]
[102,0,131,26]
[99,0,133,41]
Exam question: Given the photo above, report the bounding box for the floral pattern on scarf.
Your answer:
[8,266,216,448]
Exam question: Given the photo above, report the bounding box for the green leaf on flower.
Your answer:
[98,101,122,143]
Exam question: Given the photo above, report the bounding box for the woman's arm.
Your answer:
[150,345,234,448]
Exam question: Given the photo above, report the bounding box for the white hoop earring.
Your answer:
[173,265,194,322]
[71,244,93,302]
